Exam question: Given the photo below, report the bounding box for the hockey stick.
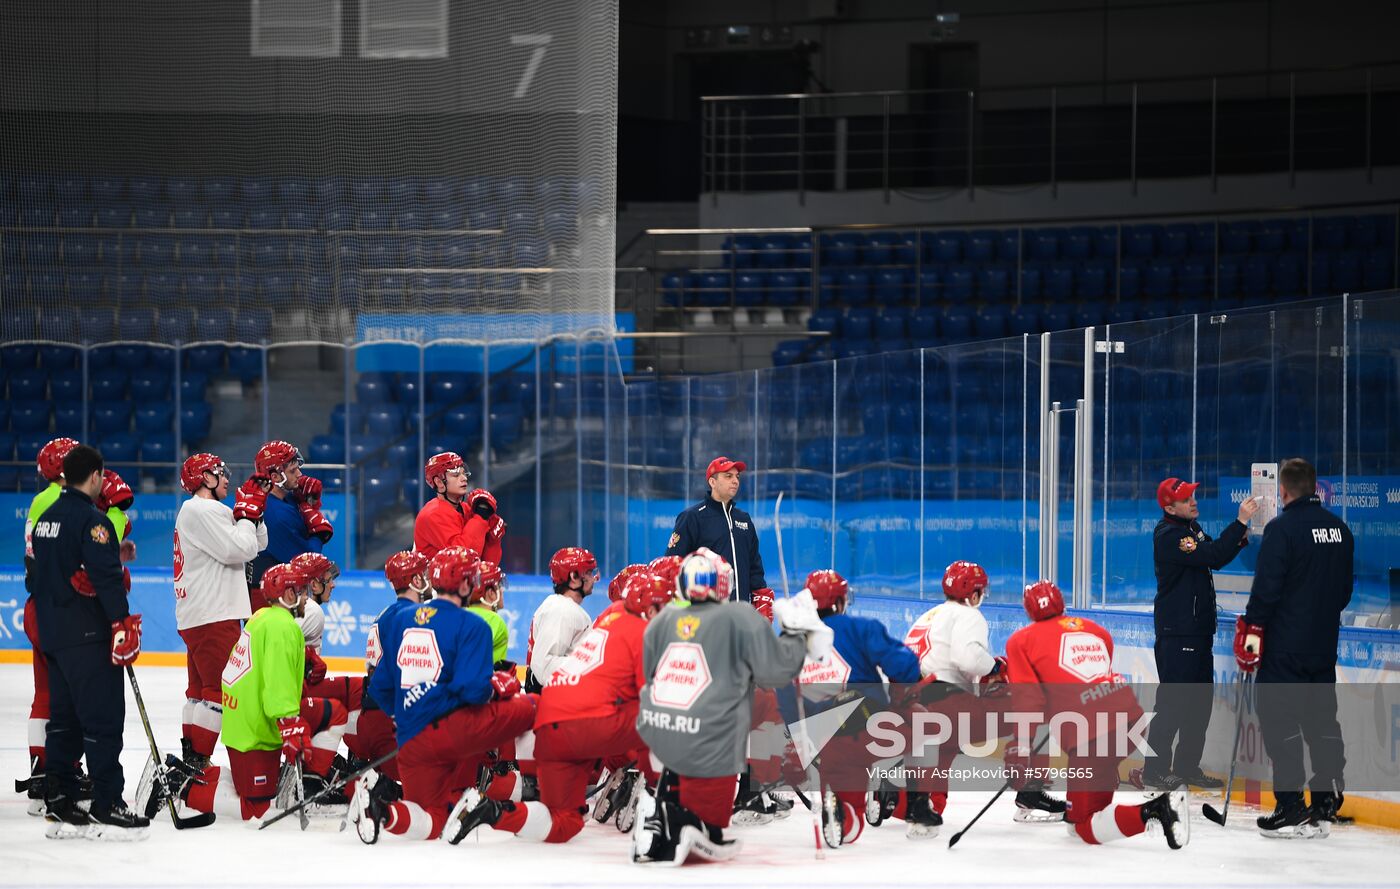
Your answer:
[948,730,1051,848]
[774,491,825,860]
[1203,674,1251,826]
[258,746,399,830]
[124,665,217,830]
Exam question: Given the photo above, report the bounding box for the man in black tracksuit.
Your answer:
[666,456,771,616]
[1238,458,1353,837]
[1144,476,1257,790]
[29,445,148,839]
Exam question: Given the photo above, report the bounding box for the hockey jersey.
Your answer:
[536,607,648,726]
[365,597,417,671]
[527,594,591,687]
[903,600,997,692]
[298,599,325,651]
[248,493,322,588]
[220,605,305,753]
[26,483,126,593]
[800,612,922,707]
[367,599,495,747]
[412,496,503,563]
[173,495,266,631]
[467,604,509,664]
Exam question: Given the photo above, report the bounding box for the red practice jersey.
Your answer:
[535,608,648,726]
[592,599,626,627]
[413,497,501,563]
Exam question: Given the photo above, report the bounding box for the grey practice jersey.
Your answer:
[637,599,806,778]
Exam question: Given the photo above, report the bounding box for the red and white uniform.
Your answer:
[902,600,996,690]
[485,608,654,843]
[174,495,268,756]
[592,599,626,627]
[412,497,502,563]
[526,594,591,688]
[1005,615,1146,845]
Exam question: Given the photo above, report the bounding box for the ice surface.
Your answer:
[3,664,1397,888]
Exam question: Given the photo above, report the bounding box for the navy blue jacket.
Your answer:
[1152,512,1247,637]
[29,488,130,653]
[1245,495,1354,660]
[666,495,766,602]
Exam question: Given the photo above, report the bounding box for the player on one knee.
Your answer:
[795,569,922,847]
[525,547,597,693]
[595,563,649,626]
[172,453,267,775]
[354,547,536,842]
[414,452,505,562]
[450,570,674,844]
[1005,581,1189,850]
[632,548,829,866]
[288,552,358,798]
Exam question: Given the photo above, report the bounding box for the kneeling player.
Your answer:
[353,547,536,842]
[449,570,673,844]
[1005,581,1189,849]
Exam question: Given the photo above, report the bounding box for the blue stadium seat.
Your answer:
[166,176,198,203]
[1178,259,1210,297]
[1028,231,1059,262]
[1221,221,1253,254]
[734,271,767,306]
[1072,304,1105,329]
[490,404,525,447]
[873,268,908,304]
[964,231,995,263]
[329,402,368,435]
[843,307,875,340]
[89,368,127,402]
[1044,264,1074,302]
[941,309,973,342]
[180,403,212,444]
[1090,226,1118,259]
[227,346,264,383]
[1143,260,1175,298]
[1041,305,1072,331]
[429,373,474,404]
[875,306,909,341]
[1255,223,1286,254]
[16,432,51,466]
[973,305,1009,339]
[977,265,1010,302]
[838,270,871,306]
[10,401,50,434]
[928,232,964,263]
[309,434,346,466]
[1272,255,1302,295]
[0,432,16,464]
[129,369,171,402]
[21,206,56,227]
[1189,223,1216,254]
[1060,227,1093,261]
[944,265,974,303]
[694,271,730,307]
[1019,265,1042,301]
[993,230,1021,262]
[1314,218,1348,250]
[772,340,807,366]
[1331,251,1362,292]
[770,270,804,306]
[1125,226,1156,259]
[1075,260,1110,300]
[63,234,100,265]
[235,309,273,344]
[1009,304,1042,335]
[1241,255,1271,297]
[172,205,206,229]
[917,269,941,302]
[134,403,175,435]
[1161,224,1192,257]
[366,407,405,438]
[134,204,171,228]
[40,345,80,371]
[23,234,58,264]
[909,307,938,342]
[8,369,47,401]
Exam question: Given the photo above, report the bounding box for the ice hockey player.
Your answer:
[897,560,1065,834]
[289,552,353,796]
[244,440,333,606]
[525,547,597,692]
[647,555,683,594]
[29,444,147,839]
[413,452,505,562]
[632,547,832,865]
[172,453,268,773]
[470,559,511,665]
[355,546,536,842]
[795,569,922,847]
[595,563,649,626]
[1005,580,1189,849]
[145,562,339,823]
[356,549,434,784]
[447,570,675,845]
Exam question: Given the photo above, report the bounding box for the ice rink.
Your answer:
[3,662,1398,888]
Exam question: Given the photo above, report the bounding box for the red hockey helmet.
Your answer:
[430,546,482,597]
[261,563,310,604]
[180,453,227,494]
[424,451,468,489]
[255,440,303,477]
[677,548,731,603]
[942,560,989,601]
[37,437,81,482]
[384,550,429,592]
[1023,580,1065,622]
[623,571,675,618]
[805,569,849,611]
[291,552,339,583]
[472,559,506,606]
[607,564,649,603]
[647,556,683,595]
[549,547,598,586]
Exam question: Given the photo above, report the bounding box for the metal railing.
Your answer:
[700,62,1400,201]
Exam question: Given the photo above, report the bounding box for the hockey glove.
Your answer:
[97,469,135,512]
[1233,616,1264,673]
[490,670,521,700]
[277,716,312,761]
[70,570,96,597]
[750,588,775,623]
[469,488,497,520]
[486,514,507,542]
[492,659,518,675]
[298,502,334,543]
[110,614,143,666]
[233,481,268,523]
[980,655,1009,687]
[119,538,137,562]
[772,590,835,663]
[297,475,323,509]
[304,645,328,684]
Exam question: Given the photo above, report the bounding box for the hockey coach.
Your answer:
[665,456,774,620]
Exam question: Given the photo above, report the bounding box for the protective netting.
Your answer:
[0,0,617,344]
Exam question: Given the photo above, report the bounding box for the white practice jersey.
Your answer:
[902,600,996,693]
[299,599,325,652]
[173,496,267,631]
[527,594,591,684]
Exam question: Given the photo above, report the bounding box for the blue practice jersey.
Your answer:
[367,598,494,747]
[262,494,323,563]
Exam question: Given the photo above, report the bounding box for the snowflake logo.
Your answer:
[323,600,357,648]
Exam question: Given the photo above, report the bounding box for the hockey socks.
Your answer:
[1071,804,1146,844]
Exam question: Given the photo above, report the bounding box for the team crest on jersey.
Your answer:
[676,615,700,639]
[1178,536,1197,553]
[413,606,437,625]
[1057,616,1084,630]
[599,611,621,628]
[89,524,109,545]
[669,532,680,549]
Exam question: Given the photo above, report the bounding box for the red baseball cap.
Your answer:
[706,456,747,479]
[1156,477,1201,509]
